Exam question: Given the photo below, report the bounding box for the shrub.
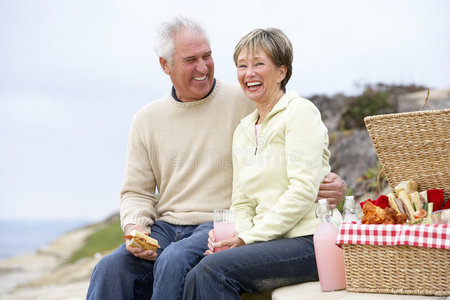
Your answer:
[340,86,394,129]
[339,83,427,130]
[66,217,124,264]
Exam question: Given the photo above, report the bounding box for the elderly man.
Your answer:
[87,16,346,300]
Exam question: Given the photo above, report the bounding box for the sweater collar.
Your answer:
[171,79,216,103]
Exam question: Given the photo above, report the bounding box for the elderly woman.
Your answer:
[183,28,342,299]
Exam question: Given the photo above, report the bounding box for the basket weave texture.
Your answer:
[343,109,450,296]
[342,244,450,296]
[364,109,450,200]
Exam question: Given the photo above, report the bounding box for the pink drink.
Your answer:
[314,222,346,291]
[213,222,235,252]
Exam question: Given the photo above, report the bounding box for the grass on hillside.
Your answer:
[66,217,124,264]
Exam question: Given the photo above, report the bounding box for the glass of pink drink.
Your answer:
[213,209,235,252]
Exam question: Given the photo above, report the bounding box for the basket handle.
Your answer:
[421,88,436,110]
[377,166,385,195]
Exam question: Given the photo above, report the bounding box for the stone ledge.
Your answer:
[271,281,442,300]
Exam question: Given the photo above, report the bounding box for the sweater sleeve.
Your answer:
[237,102,330,244]
[119,115,158,233]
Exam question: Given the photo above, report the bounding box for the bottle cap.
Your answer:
[318,198,328,205]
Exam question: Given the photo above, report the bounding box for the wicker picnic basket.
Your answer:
[342,108,450,296]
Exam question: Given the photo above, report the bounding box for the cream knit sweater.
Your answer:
[120,80,255,232]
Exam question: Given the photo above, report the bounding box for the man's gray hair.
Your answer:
[154,16,209,64]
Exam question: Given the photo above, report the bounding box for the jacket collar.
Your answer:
[240,90,298,130]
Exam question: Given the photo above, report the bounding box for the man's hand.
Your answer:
[204,230,244,256]
[316,172,347,210]
[124,224,158,261]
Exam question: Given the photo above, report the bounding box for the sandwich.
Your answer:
[398,190,416,221]
[387,193,400,214]
[123,229,160,251]
[410,191,423,211]
[419,190,428,203]
[394,180,418,196]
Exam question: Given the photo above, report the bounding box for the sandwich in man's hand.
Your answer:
[123,229,160,251]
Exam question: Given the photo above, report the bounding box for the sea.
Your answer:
[0,219,89,260]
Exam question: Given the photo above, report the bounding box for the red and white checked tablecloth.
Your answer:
[336,223,450,250]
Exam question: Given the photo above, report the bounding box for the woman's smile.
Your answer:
[237,47,285,105]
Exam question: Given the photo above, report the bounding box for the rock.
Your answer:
[329,129,379,194]
[309,93,351,132]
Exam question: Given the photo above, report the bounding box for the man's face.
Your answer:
[160,30,214,102]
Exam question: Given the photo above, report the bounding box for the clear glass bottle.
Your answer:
[342,196,357,223]
[313,199,346,292]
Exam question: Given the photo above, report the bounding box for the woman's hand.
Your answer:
[204,229,216,255]
[316,172,347,210]
[216,236,245,249]
[204,230,245,256]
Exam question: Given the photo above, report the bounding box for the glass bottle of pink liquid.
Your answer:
[313,199,346,291]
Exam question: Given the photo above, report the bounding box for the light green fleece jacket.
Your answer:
[231,91,342,244]
[120,80,255,232]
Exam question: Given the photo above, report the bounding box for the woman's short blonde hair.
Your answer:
[233,28,293,92]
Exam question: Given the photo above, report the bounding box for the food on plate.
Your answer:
[394,197,406,214]
[410,191,423,211]
[395,212,408,224]
[413,208,427,219]
[361,201,407,224]
[123,229,160,251]
[360,178,445,225]
[387,193,400,214]
[361,201,385,224]
[431,209,450,224]
[419,190,428,202]
[398,191,416,221]
[383,207,397,224]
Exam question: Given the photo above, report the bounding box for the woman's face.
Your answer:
[236,47,286,104]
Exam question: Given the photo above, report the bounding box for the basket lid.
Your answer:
[364,109,450,200]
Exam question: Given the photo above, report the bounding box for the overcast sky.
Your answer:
[1,0,449,222]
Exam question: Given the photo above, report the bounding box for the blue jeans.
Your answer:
[86,220,213,300]
[183,235,318,300]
